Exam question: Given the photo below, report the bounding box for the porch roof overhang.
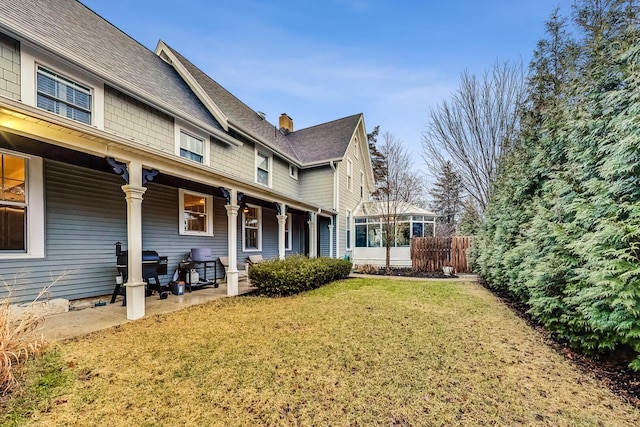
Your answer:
[0,99,333,216]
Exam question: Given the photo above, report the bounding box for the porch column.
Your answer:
[122,161,146,320]
[329,217,334,258]
[308,212,317,258]
[277,202,287,260]
[225,189,240,296]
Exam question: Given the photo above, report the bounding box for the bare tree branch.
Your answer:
[421,61,525,212]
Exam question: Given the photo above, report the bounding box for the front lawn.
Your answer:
[3,278,639,426]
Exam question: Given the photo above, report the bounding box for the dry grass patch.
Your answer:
[3,278,640,426]
[1,285,50,395]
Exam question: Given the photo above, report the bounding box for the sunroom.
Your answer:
[351,201,437,268]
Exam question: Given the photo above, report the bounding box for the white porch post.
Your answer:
[225,188,239,296]
[122,161,146,320]
[308,212,317,258]
[329,217,334,258]
[277,202,287,260]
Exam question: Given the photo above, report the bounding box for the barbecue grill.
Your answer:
[111,247,169,305]
[116,250,166,281]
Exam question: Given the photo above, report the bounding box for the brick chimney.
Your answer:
[279,113,293,134]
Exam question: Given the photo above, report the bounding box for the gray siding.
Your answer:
[271,156,298,197]
[104,85,175,152]
[210,138,255,182]
[299,166,334,209]
[141,183,227,282]
[318,216,331,257]
[0,160,127,303]
[0,32,20,100]
[234,208,307,264]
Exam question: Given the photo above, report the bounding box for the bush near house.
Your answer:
[248,256,352,296]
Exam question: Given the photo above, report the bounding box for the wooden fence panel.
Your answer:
[411,236,472,273]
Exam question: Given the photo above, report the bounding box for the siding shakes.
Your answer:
[299,167,334,209]
[104,86,174,151]
[0,32,20,100]
[272,156,298,196]
[210,138,255,182]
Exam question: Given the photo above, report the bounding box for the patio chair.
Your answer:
[247,254,265,267]
[219,256,248,282]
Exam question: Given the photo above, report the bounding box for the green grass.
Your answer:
[2,277,640,426]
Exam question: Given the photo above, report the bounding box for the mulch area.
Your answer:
[478,279,640,409]
[354,268,640,408]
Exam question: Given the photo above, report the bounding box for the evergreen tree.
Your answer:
[367,125,386,198]
[473,0,640,369]
[428,161,463,236]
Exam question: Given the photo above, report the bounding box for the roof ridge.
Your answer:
[289,113,362,134]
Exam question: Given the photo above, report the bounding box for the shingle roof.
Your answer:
[286,114,363,164]
[0,0,220,130]
[162,45,298,157]
[164,44,363,166]
[0,0,362,166]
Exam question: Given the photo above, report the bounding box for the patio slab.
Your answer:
[39,282,256,342]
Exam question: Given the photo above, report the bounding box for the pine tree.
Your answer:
[428,161,463,236]
[367,125,386,198]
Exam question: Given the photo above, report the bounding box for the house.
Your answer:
[352,201,436,268]
[0,0,375,319]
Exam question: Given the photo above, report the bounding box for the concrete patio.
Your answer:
[39,281,256,342]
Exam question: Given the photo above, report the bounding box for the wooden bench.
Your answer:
[247,254,266,267]
[218,256,248,282]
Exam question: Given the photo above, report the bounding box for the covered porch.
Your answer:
[0,103,333,321]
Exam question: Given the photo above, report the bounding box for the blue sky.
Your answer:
[81,0,574,173]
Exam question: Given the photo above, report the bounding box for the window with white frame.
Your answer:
[179,189,213,236]
[360,170,364,198]
[36,66,92,125]
[289,164,298,180]
[256,151,271,186]
[285,213,292,251]
[243,205,262,251]
[1,153,26,251]
[179,130,205,163]
[346,209,352,250]
[0,150,44,258]
[347,158,353,192]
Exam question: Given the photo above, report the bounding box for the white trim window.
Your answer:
[360,170,365,198]
[347,158,353,192]
[256,151,271,186]
[179,189,213,236]
[285,212,292,251]
[289,164,298,180]
[36,65,92,125]
[243,205,262,251]
[179,130,205,163]
[0,150,44,258]
[346,209,352,250]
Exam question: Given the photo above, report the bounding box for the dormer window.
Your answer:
[36,66,92,125]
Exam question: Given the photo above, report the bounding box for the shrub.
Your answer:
[248,256,352,296]
[354,264,380,274]
[1,284,51,395]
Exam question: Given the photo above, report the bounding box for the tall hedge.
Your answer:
[472,1,640,369]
